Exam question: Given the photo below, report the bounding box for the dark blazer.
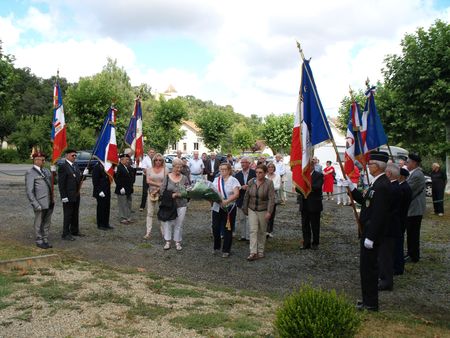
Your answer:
[92,163,111,197]
[234,169,256,208]
[58,160,82,202]
[114,163,134,195]
[205,158,220,182]
[352,173,392,245]
[385,180,402,238]
[298,171,324,213]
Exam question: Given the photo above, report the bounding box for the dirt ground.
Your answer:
[1,169,449,330]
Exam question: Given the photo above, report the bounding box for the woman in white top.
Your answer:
[144,153,166,239]
[212,162,241,258]
[266,162,280,238]
[334,163,350,205]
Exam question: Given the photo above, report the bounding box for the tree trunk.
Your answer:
[446,122,450,194]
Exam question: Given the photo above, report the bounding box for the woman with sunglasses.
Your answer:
[242,164,275,261]
[211,162,241,258]
[144,153,166,239]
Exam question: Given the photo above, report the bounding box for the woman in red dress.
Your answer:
[323,161,335,200]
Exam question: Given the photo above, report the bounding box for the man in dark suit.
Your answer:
[234,156,256,241]
[378,163,401,291]
[394,168,412,275]
[298,161,324,250]
[205,152,220,182]
[58,148,84,240]
[115,153,135,224]
[92,162,114,230]
[344,151,391,312]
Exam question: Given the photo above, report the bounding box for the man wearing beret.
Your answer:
[58,148,86,240]
[25,152,54,248]
[405,153,426,263]
[115,153,134,224]
[343,151,392,311]
[393,167,412,275]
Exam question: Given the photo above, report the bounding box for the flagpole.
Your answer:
[50,69,60,205]
[297,42,363,236]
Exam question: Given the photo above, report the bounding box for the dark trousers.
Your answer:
[393,235,405,275]
[212,207,236,253]
[266,203,277,233]
[301,211,321,247]
[62,198,80,237]
[360,241,379,307]
[406,215,422,262]
[378,237,395,288]
[432,187,444,214]
[96,195,110,228]
[140,175,148,209]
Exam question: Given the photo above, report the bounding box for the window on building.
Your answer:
[183,143,187,151]
[171,143,177,150]
[194,142,199,150]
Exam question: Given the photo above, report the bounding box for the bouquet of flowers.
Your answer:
[180,179,222,203]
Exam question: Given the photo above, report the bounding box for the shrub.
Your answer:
[274,285,361,338]
[0,149,21,163]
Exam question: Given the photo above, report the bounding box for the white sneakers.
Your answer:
[163,241,171,250]
[175,242,182,251]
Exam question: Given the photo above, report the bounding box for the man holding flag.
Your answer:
[290,49,332,251]
[92,107,119,231]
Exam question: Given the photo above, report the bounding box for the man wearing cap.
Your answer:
[115,153,134,224]
[25,152,54,248]
[58,149,85,240]
[343,151,391,311]
[405,153,426,263]
[393,167,412,275]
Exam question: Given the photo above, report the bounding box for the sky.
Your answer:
[1,0,449,117]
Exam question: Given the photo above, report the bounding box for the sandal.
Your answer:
[247,253,258,261]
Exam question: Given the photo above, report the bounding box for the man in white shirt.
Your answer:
[139,148,155,211]
[189,151,205,184]
[274,154,286,204]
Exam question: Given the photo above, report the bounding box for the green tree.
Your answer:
[262,113,294,154]
[195,107,233,151]
[145,97,188,153]
[9,115,52,158]
[381,20,450,160]
[0,42,17,144]
[232,125,255,152]
[65,58,135,149]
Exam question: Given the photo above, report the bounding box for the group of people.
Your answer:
[24,147,444,312]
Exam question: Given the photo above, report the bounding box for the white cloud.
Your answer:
[1,0,449,117]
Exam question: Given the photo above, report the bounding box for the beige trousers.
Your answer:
[248,209,268,254]
[146,198,162,235]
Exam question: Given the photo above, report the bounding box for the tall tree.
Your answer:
[232,125,255,153]
[381,20,449,161]
[194,107,233,152]
[261,113,294,154]
[0,42,17,144]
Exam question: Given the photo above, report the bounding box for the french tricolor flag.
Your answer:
[51,82,67,163]
[124,97,144,165]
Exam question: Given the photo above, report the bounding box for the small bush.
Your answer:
[275,285,361,338]
[0,149,20,163]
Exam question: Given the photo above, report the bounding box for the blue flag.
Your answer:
[363,86,387,151]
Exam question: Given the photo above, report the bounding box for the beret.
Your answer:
[32,152,46,158]
[400,168,410,177]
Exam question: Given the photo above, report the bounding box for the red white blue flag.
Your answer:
[290,59,332,197]
[51,82,67,164]
[363,86,387,153]
[124,97,143,165]
[345,100,366,174]
[93,107,119,180]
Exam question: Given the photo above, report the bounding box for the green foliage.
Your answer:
[195,107,233,151]
[0,43,17,143]
[274,285,361,338]
[262,113,294,154]
[0,148,20,163]
[233,125,255,152]
[381,20,450,160]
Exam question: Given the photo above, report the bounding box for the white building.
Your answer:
[167,120,210,155]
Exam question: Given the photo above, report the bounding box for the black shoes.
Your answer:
[62,235,75,241]
[378,285,393,291]
[300,246,311,250]
[356,301,378,312]
[71,233,86,237]
[404,255,419,263]
[311,244,319,250]
[98,225,114,230]
[36,242,52,249]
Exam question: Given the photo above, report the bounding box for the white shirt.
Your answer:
[189,158,204,175]
[211,176,241,212]
[266,173,281,190]
[274,160,286,176]
[33,165,43,175]
[140,155,153,172]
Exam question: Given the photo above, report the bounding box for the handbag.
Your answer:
[157,176,178,221]
[149,190,160,202]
